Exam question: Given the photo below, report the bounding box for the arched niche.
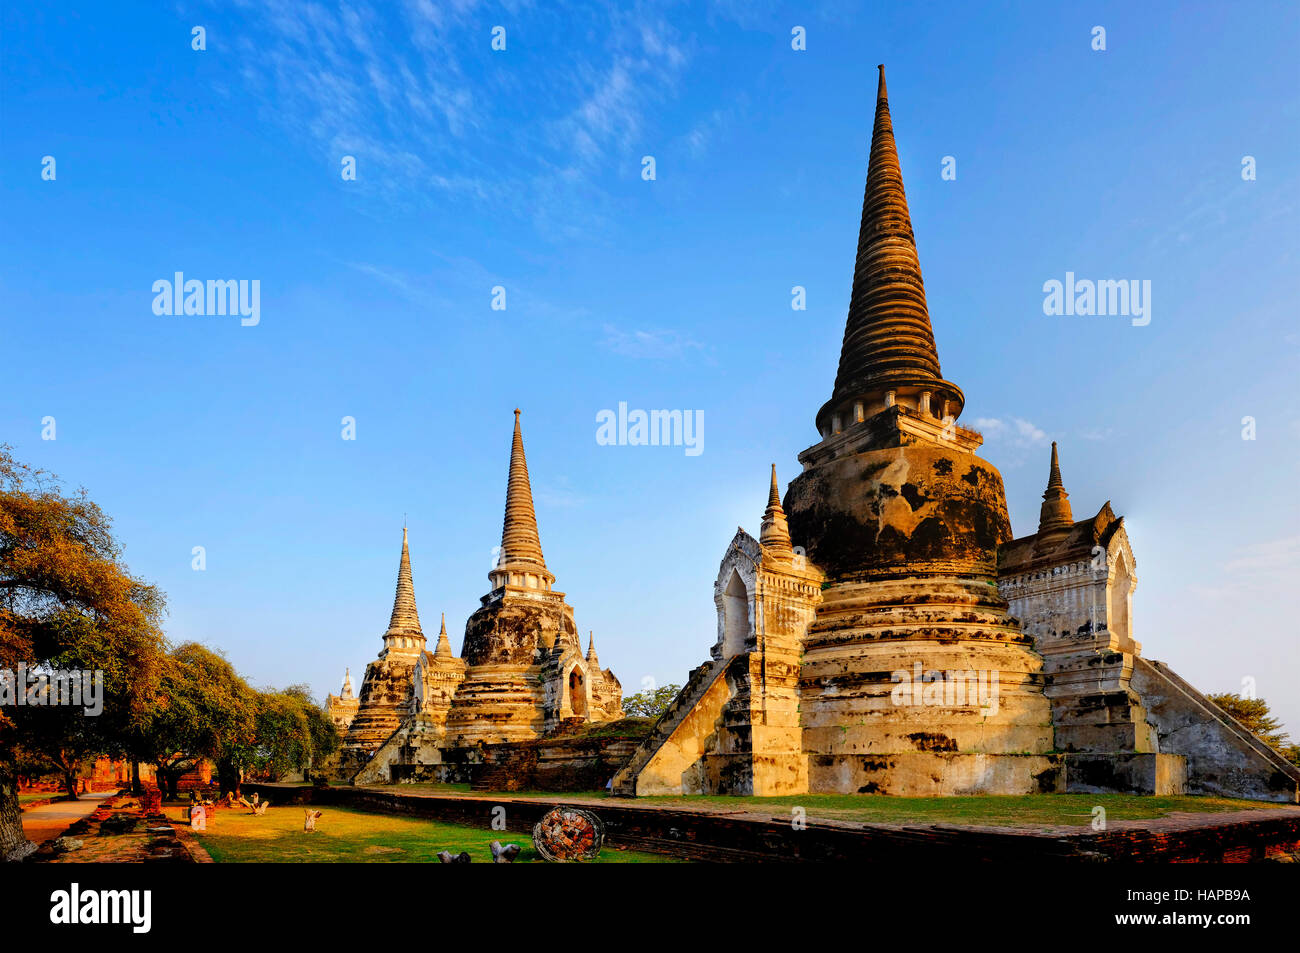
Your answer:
[565,663,588,718]
[722,569,751,657]
[1108,548,1134,648]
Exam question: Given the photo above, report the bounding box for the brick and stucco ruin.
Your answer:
[337,411,622,784]
[330,65,1298,805]
[611,66,1300,803]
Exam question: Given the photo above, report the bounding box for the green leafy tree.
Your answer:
[1208,693,1291,749]
[250,685,340,781]
[143,643,257,800]
[622,683,681,719]
[287,684,341,777]
[0,446,167,858]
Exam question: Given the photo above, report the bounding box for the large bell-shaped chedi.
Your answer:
[442,410,591,746]
[784,66,1060,795]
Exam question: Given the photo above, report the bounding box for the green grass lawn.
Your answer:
[252,781,1294,832]
[167,803,677,863]
[342,783,1286,827]
[628,793,1292,827]
[19,792,61,805]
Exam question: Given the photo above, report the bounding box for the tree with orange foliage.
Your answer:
[0,445,167,860]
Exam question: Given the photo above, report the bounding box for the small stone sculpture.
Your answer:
[490,840,521,863]
[303,809,322,832]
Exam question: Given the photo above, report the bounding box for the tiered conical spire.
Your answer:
[341,668,354,699]
[1037,442,1074,538]
[759,464,794,555]
[434,612,454,658]
[586,631,599,666]
[499,409,548,572]
[384,526,424,647]
[816,65,964,436]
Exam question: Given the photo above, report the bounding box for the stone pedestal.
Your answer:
[1064,753,1186,796]
[785,424,1057,795]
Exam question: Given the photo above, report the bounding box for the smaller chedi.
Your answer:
[336,410,623,785]
[324,669,359,734]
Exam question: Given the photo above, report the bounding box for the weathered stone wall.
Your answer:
[444,593,571,746]
[785,424,1011,579]
[241,782,1300,863]
[474,736,643,792]
[1131,658,1300,803]
[461,594,572,666]
[612,660,733,796]
[783,437,1056,795]
[1063,752,1185,796]
[807,751,1064,796]
[998,509,1153,754]
[343,654,422,752]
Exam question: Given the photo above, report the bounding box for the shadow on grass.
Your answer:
[167,804,677,863]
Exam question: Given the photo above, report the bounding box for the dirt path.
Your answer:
[21,791,115,845]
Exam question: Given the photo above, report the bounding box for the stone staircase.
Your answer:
[1133,657,1300,802]
[610,659,728,796]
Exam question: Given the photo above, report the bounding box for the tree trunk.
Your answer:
[130,761,142,796]
[0,762,30,861]
[62,769,79,800]
[155,764,176,801]
[217,762,241,798]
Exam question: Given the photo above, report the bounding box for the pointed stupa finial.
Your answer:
[1037,441,1074,538]
[815,64,965,438]
[1047,441,1064,491]
[495,409,551,584]
[342,668,354,699]
[384,524,424,650]
[434,611,454,658]
[586,630,599,665]
[759,464,794,556]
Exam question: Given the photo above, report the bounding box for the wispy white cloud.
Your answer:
[973,415,1050,467]
[1200,535,1300,602]
[973,416,1048,446]
[216,0,694,235]
[600,324,706,360]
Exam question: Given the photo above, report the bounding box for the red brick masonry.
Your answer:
[241,783,1300,863]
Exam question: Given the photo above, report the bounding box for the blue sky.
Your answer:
[4,2,1299,733]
